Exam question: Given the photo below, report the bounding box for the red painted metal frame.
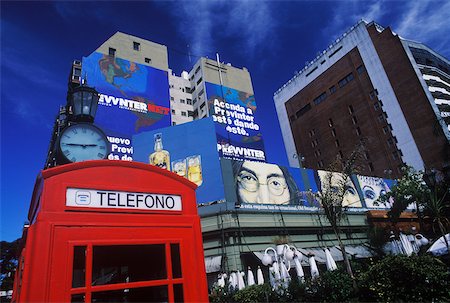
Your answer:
[12,160,209,302]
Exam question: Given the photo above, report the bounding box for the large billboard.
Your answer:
[221,159,397,212]
[82,52,171,161]
[132,118,225,204]
[205,82,266,162]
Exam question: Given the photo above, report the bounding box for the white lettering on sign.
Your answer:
[66,188,182,211]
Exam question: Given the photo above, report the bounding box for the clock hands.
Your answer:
[63,143,98,148]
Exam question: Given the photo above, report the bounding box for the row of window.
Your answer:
[108,46,151,63]
[171,109,188,117]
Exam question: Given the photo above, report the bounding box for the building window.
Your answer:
[313,92,327,105]
[328,118,334,127]
[180,99,185,104]
[170,97,174,101]
[356,127,362,136]
[309,129,316,137]
[383,126,389,134]
[108,47,116,57]
[195,66,201,75]
[145,57,151,64]
[199,102,205,109]
[171,109,175,114]
[329,85,336,94]
[338,150,344,158]
[335,140,340,147]
[331,128,337,137]
[351,116,358,125]
[296,103,312,118]
[192,98,197,105]
[369,89,378,100]
[133,41,140,51]
[181,111,187,116]
[198,89,204,96]
[374,103,380,111]
[368,162,374,172]
[318,160,324,168]
[196,78,203,85]
[338,73,354,88]
[187,98,192,105]
[172,122,177,126]
[356,65,365,74]
[378,114,385,122]
[387,137,394,147]
[393,151,399,160]
[364,151,370,160]
[348,105,354,114]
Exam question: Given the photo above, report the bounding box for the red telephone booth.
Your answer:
[12,160,208,302]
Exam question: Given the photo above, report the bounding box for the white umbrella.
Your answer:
[324,248,337,271]
[427,234,450,256]
[400,233,414,256]
[272,261,281,281]
[230,272,238,289]
[269,266,276,288]
[294,257,305,282]
[280,261,291,288]
[247,267,255,286]
[237,270,246,290]
[217,273,226,288]
[257,266,264,285]
[309,256,319,279]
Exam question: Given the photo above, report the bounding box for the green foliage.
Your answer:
[358,255,450,302]
[377,166,429,223]
[367,226,389,257]
[0,239,20,291]
[232,284,272,303]
[209,283,235,303]
[305,269,356,302]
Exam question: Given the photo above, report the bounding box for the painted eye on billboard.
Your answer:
[205,83,266,162]
[82,52,171,161]
[356,175,394,208]
[317,170,363,208]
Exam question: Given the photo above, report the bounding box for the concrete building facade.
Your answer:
[274,20,450,179]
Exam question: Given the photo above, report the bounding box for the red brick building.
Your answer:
[274,21,450,179]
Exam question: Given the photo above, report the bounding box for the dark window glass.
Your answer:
[335,140,340,147]
[71,294,85,303]
[357,65,365,74]
[91,285,168,303]
[295,103,311,118]
[171,244,182,279]
[328,118,333,127]
[196,77,203,85]
[352,116,358,124]
[356,127,362,136]
[72,246,86,288]
[369,162,374,172]
[331,129,336,137]
[174,284,184,303]
[199,102,206,109]
[338,73,354,88]
[133,42,140,51]
[145,57,151,64]
[108,48,116,57]
[313,92,327,105]
[348,105,354,114]
[329,86,336,94]
[92,245,166,286]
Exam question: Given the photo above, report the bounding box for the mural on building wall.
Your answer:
[221,159,398,212]
[82,52,171,161]
[205,82,266,162]
[133,118,225,204]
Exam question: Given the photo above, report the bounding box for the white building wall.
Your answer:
[169,70,194,125]
[274,20,425,170]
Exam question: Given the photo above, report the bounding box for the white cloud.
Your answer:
[160,0,278,59]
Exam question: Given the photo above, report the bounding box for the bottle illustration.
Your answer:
[187,155,203,186]
[172,159,187,177]
[149,133,170,171]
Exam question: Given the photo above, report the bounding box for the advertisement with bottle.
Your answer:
[133,118,225,204]
[205,82,266,162]
[81,52,171,161]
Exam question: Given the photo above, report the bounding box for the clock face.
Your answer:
[59,123,109,163]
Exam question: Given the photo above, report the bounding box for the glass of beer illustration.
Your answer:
[172,159,187,178]
[187,155,203,186]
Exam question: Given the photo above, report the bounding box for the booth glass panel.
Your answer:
[92,244,166,286]
[91,285,168,302]
[173,284,184,303]
[72,246,86,288]
[170,243,182,278]
[70,293,85,303]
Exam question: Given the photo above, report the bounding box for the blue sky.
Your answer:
[1,1,450,241]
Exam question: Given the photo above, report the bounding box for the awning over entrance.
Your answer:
[205,255,222,273]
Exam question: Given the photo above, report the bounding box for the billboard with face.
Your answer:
[82,52,171,161]
[317,170,363,208]
[132,118,225,204]
[205,82,266,162]
[221,160,401,212]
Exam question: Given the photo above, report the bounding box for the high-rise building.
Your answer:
[274,20,450,179]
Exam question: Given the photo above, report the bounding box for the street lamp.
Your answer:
[67,84,99,122]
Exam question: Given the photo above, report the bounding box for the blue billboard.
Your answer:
[221,159,397,212]
[205,82,266,162]
[82,52,171,161]
[133,118,225,204]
